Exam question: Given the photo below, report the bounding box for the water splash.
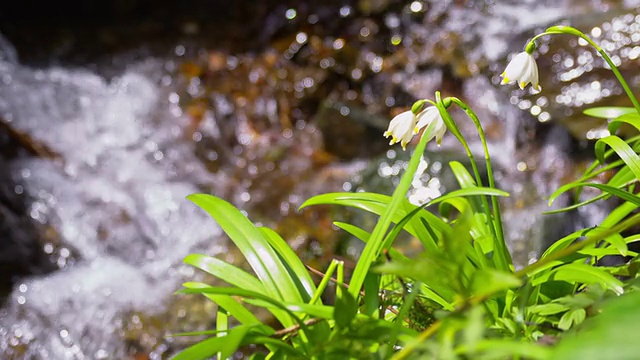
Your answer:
[0,54,224,358]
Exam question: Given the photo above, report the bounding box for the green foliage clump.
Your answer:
[172,25,640,359]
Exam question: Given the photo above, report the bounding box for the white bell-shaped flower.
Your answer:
[384,110,416,150]
[415,106,447,145]
[500,51,541,91]
[384,105,447,150]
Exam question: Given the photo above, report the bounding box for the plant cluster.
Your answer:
[172,26,640,359]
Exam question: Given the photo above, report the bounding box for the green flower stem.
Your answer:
[336,260,345,299]
[434,93,510,272]
[216,308,228,360]
[449,97,512,270]
[530,26,640,114]
[308,259,340,305]
[348,118,435,298]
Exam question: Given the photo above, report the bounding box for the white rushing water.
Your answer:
[0,38,226,359]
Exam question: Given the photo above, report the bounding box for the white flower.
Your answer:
[500,51,541,91]
[415,106,447,145]
[384,110,416,150]
[384,106,447,150]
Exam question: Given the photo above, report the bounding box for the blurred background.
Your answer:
[0,0,639,358]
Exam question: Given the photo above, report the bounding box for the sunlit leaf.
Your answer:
[183,254,265,294]
[609,112,640,134]
[182,282,261,325]
[594,135,640,180]
[548,182,640,208]
[243,299,335,319]
[528,303,570,316]
[583,106,636,119]
[428,187,509,206]
[188,194,305,325]
[332,222,408,261]
[258,227,316,302]
[531,263,624,295]
[300,192,449,241]
[178,283,304,326]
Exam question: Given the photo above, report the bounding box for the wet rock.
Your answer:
[0,121,57,298]
[314,99,389,159]
[0,158,55,298]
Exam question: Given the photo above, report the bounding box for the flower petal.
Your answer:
[416,106,439,130]
[502,52,529,84]
[384,110,417,148]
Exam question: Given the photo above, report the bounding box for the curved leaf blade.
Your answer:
[583,106,636,119]
[187,194,304,308]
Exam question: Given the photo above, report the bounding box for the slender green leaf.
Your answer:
[333,222,408,261]
[188,194,304,311]
[531,263,624,295]
[609,112,640,133]
[243,299,335,319]
[528,303,570,316]
[301,192,449,241]
[258,227,316,301]
[216,306,229,360]
[429,187,509,206]
[583,106,636,119]
[594,135,640,180]
[183,254,266,294]
[363,272,381,317]
[547,182,640,208]
[206,295,261,325]
[178,283,305,327]
[334,289,358,328]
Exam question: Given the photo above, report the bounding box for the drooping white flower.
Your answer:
[384,110,416,150]
[500,51,541,92]
[415,106,447,145]
[384,105,447,150]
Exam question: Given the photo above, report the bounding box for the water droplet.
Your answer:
[285,8,297,20]
[339,6,351,17]
[174,45,186,56]
[296,32,308,44]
